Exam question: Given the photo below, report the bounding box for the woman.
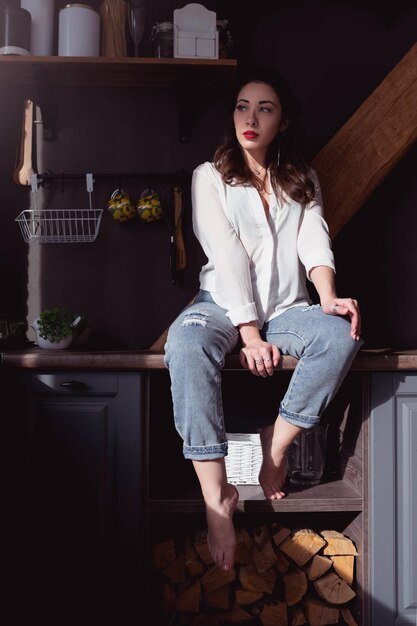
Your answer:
[164,66,362,573]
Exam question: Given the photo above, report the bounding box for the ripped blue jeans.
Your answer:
[164,290,363,460]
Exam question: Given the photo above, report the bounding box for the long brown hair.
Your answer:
[213,66,315,206]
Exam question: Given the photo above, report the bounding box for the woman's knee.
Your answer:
[165,305,237,368]
[165,320,221,368]
[315,315,361,359]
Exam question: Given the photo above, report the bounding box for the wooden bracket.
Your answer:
[177,67,223,142]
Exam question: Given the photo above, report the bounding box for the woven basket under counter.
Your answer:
[225,432,262,485]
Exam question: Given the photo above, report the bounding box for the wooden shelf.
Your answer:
[0,55,237,87]
[3,348,417,370]
[149,480,362,514]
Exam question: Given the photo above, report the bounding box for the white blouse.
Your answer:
[191,161,335,328]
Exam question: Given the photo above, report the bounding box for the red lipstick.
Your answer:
[243,131,258,139]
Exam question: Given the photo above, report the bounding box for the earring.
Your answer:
[276,134,282,166]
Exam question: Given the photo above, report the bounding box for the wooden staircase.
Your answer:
[313,41,417,238]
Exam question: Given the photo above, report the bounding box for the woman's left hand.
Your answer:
[322,297,361,341]
[239,338,280,377]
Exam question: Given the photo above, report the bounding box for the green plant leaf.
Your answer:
[37,308,77,343]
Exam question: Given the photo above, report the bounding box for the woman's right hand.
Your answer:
[239,325,280,377]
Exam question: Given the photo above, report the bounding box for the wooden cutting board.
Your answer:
[13,99,35,186]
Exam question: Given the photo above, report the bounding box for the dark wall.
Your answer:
[1,0,416,349]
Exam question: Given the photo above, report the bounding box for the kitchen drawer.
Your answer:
[28,371,118,395]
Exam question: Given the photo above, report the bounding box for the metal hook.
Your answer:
[86,173,94,210]
[30,174,39,211]
[30,173,39,193]
[86,173,94,193]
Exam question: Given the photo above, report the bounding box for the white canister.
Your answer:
[21,0,54,56]
[58,4,100,57]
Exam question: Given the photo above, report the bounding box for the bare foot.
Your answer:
[205,483,239,571]
[258,424,287,500]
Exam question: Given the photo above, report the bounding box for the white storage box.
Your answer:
[225,433,262,485]
[173,3,218,59]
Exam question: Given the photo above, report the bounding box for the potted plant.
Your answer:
[31,307,81,350]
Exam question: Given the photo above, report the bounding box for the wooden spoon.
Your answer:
[13,99,35,186]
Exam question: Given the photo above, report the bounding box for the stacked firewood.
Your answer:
[151,524,359,625]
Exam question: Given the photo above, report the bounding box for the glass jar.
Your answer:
[287,423,329,486]
[217,18,233,59]
[151,21,173,58]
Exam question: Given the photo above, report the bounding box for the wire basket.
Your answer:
[15,173,103,244]
[225,432,262,485]
[16,208,103,243]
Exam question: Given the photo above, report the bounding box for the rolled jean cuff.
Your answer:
[183,441,228,460]
[280,404,321,429]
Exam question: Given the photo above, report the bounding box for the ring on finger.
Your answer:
[332,304,339,312]
[255,359,263,365]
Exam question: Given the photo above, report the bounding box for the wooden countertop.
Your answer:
[2,348,417,370]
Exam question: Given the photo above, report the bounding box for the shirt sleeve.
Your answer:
[192,164,258,326]
[297,169,335,280]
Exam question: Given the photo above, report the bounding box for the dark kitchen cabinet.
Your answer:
[5,350,416,625]
[9,370,146,625]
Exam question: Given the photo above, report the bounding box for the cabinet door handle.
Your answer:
[60,380,87,390]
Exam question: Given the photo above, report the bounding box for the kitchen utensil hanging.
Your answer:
[15,173,103,243]
[174,185,187,270]
[13,99,36,186]
[163,184,187,284]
